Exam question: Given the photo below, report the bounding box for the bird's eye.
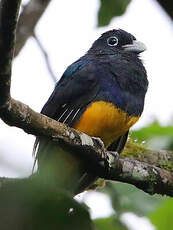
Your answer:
[107,36,118,46]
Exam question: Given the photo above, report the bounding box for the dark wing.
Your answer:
[41,59,99,126]
[33,58,100,167]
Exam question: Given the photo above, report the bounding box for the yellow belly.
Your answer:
[74,101,139,147]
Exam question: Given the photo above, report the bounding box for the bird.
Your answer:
[33,29,148,193]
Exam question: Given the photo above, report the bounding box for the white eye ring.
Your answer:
[107,36,118,46]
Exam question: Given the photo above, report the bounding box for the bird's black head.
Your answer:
[88,29,146,55]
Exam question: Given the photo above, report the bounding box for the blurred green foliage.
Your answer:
[149,198,173,230]
[0,177,93,230]
[131,121,173,150]
[98,0,131,26]
[94,216,128,230]
[97,121,173,230]
[101,182,165,216]
[132,122,173,141]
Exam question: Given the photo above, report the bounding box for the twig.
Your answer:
[14,0,52,57]
[155,0,173,20]
[33,32,57,83]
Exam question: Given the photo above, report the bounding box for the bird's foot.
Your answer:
[92,137,105,149]
[109,151,119,159]
[92,136,108,159]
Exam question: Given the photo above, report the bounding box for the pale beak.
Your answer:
[122,40,146,54]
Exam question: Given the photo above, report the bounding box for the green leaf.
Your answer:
[94,216,128,230]
[0,177,94,230]
[149,198,173,230]
[131,121,173,141]
[98,0,131,27]
[101,182,165,216]
[131,121,173,150]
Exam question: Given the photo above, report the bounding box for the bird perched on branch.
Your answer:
[34,29,148,192]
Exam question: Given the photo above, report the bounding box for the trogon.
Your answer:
[34,29,148,192]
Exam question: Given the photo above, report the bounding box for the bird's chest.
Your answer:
[74,101,139,147]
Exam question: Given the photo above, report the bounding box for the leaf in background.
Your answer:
[94,216,128,230]
[101,182,165,216]
[149,198,173,230]
[98,0,131,27]
[131,121,173,150]
[131,121,173,141]
[0,178,94,230]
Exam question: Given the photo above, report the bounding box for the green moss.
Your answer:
[88,178,106,190]
[159,160,173,172]
[122,139,173,173]
[122,139,148,159]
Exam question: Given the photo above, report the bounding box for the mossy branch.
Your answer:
[122,140,173,172]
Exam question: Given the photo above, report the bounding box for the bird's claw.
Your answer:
[109,151,119,159]
[92,137,119,168]
[92,137,109,163]
[92,137,105,149]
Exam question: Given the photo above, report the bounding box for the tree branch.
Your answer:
[122,141,173,173]
[42,131,173,196]
[0,0,21,107]
[155,0,173,21]
[0,0,173,197]
[0,97,173,196]
[14,0,52,57]
[107,158,173,196]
